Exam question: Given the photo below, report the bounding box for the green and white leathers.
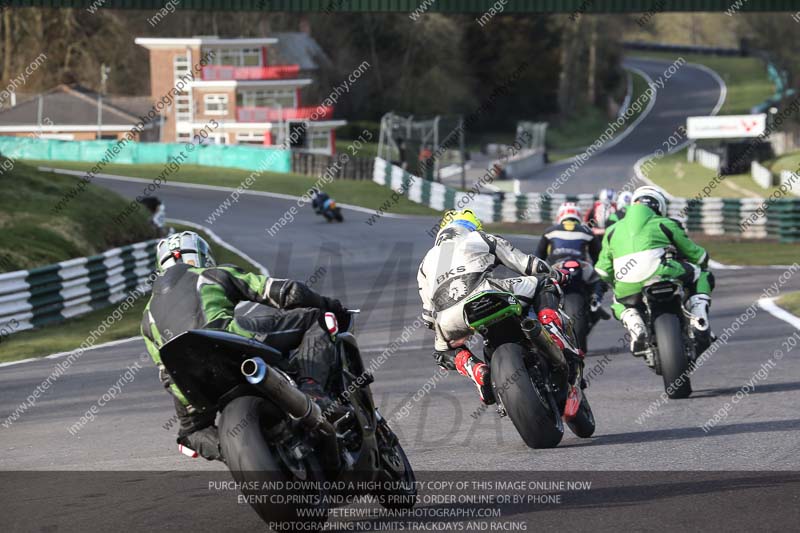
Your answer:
[595,202,712,320]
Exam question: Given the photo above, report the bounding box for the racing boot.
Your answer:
[455,349,495,405]
[178,426,223,462]
[687,294,713,355]
[620,307,648,355]
[687,294,711,332]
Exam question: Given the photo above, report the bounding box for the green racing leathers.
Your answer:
[140,263,344,445]
[594,203,713,320]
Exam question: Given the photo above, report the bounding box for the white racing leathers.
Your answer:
[417,227,554,352]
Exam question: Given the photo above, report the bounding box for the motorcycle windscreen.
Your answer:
[159,330,285,413]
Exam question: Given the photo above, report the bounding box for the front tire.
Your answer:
[654,313,692,399]
[491,343,563,449]
[373,421,417,510]
[219,396,328,530]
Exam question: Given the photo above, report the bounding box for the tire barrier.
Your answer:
[373,157,800,242]
[0,240,157,334]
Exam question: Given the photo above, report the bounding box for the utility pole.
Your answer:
[97,63,110,139]
[587,17,597,106]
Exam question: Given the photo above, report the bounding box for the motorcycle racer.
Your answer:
[584,188,617,235]
[140,231,348,461]
[536,202,610,319]
[606,190,633,226]
[594,186,714,353]
[417,209,578,405]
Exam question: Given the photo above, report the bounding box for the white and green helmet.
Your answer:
[156,231,215,272]
[632,185,668,216]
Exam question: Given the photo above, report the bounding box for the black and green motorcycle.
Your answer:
[462,290,596,449]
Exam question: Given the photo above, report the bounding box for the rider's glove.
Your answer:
[552,268,570,286]
[432,350,456,371]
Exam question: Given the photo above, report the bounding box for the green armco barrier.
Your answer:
[372,157,799,242]
[0,137,291,173]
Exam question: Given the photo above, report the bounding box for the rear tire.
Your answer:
[654,314,692,399]
[564,292,589,353]
[219,396,328,530]
[490,343,563,449]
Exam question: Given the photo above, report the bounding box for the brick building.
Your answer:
[135,35,345,154]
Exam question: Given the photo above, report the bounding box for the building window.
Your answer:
[235,131,265,145]
[205,47,262,67]
[204,94,229,115]
[308,130,330,152]
[237,88,296,108]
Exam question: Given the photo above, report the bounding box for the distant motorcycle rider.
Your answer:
[594,186,714,354]
[584,188,617,235]
[311,189,333,221]
[606,190,633,227]
[417,209,578,405]
[140,231,348,461]
[536,202,609,319]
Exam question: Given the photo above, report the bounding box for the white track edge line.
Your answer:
[37,167,419,219]
[168,218,269,276]
[758,298,800,330]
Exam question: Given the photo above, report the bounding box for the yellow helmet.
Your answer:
[439,208,483,232]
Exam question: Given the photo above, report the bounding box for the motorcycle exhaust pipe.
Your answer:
[241,358,341,470]
[521,318,566,370]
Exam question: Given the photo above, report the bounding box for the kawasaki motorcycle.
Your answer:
[627,277,708,399]
[159,312,415,530]
[461,290,595,449]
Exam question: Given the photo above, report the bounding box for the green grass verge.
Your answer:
[486,223,797,267]
[642,149,788,199]
[0,158,155,272]
[547,106,617,154]
[0,223,260,363]
[547,69,650,157]
[777,291,800,317]
[694,236,800,266]
[628,52,774,115]
[767,151,800,175]
[28,159,439,217]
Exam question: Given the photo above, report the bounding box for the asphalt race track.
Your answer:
[519,57,725,193]
[2,58,800,530]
